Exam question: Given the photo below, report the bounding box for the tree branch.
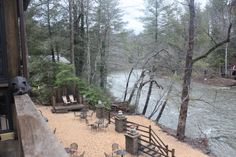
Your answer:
[193,23,232,64]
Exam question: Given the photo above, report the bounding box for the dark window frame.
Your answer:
[0,0,8,82]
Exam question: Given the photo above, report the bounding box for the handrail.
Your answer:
[126,120,149,128]
[151,129,166,147]
[124,119,175,157]
[14,94,69,157]
[108,111,175,157]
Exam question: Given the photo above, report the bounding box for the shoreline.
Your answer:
[156,123,215,157]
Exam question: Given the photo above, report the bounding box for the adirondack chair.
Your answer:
[62,96,71,105]
[69,95,77,104]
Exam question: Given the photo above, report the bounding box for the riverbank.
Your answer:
[38,105,210,157]
[193,75,236,87]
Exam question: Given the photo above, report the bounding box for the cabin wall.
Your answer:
[3,0,20,79]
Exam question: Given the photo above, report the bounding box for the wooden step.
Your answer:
[140,144,161,157]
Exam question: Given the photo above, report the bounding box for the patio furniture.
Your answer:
[62,96,71,105]
[78,151,85,157]
[100,121,109,130]
[95,118,104,127]
[88,123,98,130]
[69,95,77,104]
[87,111,94,118]
[104,152,112,157]
[112,143,119,156]
[70,143,78,155]
[115,149,126,157]
[80,111,87,119]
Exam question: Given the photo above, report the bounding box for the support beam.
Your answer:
[18,0,29,78]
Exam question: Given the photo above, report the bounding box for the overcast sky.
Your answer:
[119,0,208,34]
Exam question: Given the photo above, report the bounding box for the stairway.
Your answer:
[139,143,162,157]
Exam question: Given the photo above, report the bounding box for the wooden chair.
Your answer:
[70,143,78,155]
[69,95,77,104]
[88,123,98,130]
[87,111,94,118]
[62,96,71,105]
[78,151,85,157]
[100,121,109,131]
[104,152,112,157]
[112,143,119,156]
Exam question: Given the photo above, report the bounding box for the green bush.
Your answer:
[29,58,110,107]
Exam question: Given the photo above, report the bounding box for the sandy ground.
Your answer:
[38,106,209,157]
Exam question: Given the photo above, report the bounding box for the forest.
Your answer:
[26,0,236,156]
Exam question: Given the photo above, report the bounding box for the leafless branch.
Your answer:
[202,29,217,45]
[193,23,232,64]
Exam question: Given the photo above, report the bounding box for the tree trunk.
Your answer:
[128,70,146,104]
[123,67,134,101]
[86,0,91,83]
[46,0,55,62]
[77,0,85,76]
[55,43,59,62]
[142,79,153,115]
[69,0,75,73]
[155,0,158,43]
[90,1,101,83]
[100,39,106,88]
[176,0,195,141]
[156,100,167,122]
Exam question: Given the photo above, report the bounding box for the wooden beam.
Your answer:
[19,0,29,79]
[3,0,20,78]
[14,94,69,157]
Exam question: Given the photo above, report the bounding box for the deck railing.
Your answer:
[125,120,175,157]
[14,94,69,157]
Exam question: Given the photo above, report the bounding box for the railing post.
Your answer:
[125,128,140,155]
[166,145,169,156]
[115,110,127,133]
[172,149,175,157]
[149,125,151,143]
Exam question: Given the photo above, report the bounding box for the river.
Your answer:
[107,70,236,157]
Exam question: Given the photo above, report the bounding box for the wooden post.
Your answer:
[18,0,29,78]
[52,96,56,107]
[149,125,151,143]
[166,145,169,156]
[172,149,175,157]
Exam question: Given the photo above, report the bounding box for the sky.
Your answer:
[119,0,208,34]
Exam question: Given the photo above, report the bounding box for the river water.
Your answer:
[107,70,236,157]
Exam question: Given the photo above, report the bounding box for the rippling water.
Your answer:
[107,70,236,157]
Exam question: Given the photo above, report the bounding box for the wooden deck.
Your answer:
[52,104,85,113]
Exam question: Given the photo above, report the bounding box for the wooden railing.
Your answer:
[125,120,175,157]
[14,94,69,157]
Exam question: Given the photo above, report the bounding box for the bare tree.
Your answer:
[69,0,75,73]
[176,0,195,140]
[177,0,232,140]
